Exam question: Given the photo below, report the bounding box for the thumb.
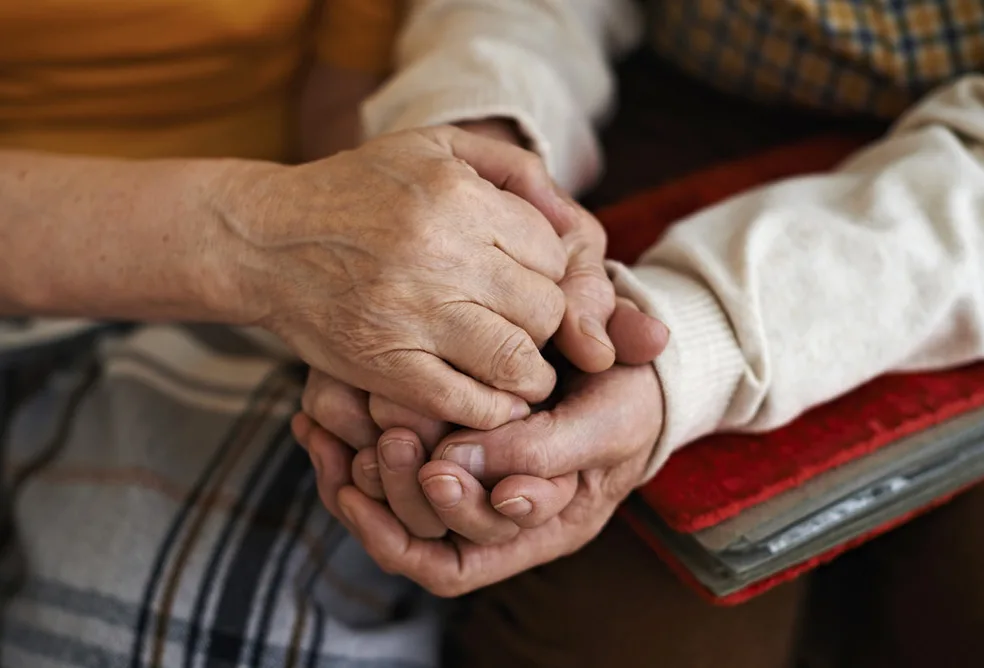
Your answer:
[608,297,671,365]
[432,366,655,482]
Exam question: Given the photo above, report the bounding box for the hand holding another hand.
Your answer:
[225,126,584,429]
[294,298,669,595]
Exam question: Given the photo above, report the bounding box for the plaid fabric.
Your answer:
[0,322,440,668]
[650,0,984,117]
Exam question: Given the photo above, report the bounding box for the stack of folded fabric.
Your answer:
[600,135,984,604]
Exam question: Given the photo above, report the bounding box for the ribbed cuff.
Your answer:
[607,261,746,482]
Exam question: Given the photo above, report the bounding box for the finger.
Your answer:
[362,350,530,431]
[484,189,569,284]
[337,484,572,597]
[490,472,578,530]
[431,302,557,404]
[443,126,569,234]
[466,256,567,348]
[434,365,661,481]
[291,412,314,450]
[306,423,356,521]
[445,129,619,371]
[352,447,385,500]
[551,205,618,373]
[418,461,520,546]
[377,428,447,539]
[368,394,450,451]
[301,371,380,450]
[608,297,671,365]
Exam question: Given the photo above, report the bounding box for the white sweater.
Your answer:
[363,0,984,480]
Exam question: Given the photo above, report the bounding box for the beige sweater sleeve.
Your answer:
[361,0,641,193]
[608,76,984,479]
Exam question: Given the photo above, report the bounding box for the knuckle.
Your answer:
[528,286,567,344]
[368,348,417,378]
[522,443,554,478]
[488,328,537,384]
[428,160,476,198]
[424,381,496,428]
[421,372,500,430]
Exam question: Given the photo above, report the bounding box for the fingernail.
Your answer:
[511,401,531,421]
[654,319,671,342]
[494,496,533,518]
[579,316,615,354]
[380,440,417,471]
[441,444,485,477]
[422,475,463,509]
[361,460,380,480]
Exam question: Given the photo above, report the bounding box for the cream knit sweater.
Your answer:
[363,0,984,479]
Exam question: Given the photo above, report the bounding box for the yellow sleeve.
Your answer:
[315,0,402,75]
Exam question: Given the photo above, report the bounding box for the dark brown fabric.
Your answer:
[449,521,807,668]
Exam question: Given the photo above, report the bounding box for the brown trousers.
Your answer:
[448,54,984,667]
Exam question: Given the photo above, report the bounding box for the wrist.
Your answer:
[196,158,285,327]
[455,118,527,148]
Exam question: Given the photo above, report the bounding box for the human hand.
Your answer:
[455,118,663,373]
[221,126,576,430]
[337,358,662,595]
[295,301,668,594]
[298,367,452,538]
[295,295,668,540]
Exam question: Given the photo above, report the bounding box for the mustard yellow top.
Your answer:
[0,0,399,161]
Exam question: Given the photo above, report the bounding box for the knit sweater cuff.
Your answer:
[606,261,746,482]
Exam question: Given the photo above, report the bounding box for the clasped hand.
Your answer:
[293,296,668,596]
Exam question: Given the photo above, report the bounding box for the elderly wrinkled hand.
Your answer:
[228,126,585,430]
[293,298,669,594]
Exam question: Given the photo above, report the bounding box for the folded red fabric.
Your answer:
[598,133,984,604]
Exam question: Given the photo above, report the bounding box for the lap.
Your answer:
[0,324,438,668]
[449,519,806,668]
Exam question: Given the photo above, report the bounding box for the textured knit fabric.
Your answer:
[0,323,439,668]
[366,0,984,191]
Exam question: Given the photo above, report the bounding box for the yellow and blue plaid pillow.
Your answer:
[650,0,984,117]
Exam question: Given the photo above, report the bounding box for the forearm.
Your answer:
[0,150,245,323]
[611,75,984,475]
[363,0,641,194]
